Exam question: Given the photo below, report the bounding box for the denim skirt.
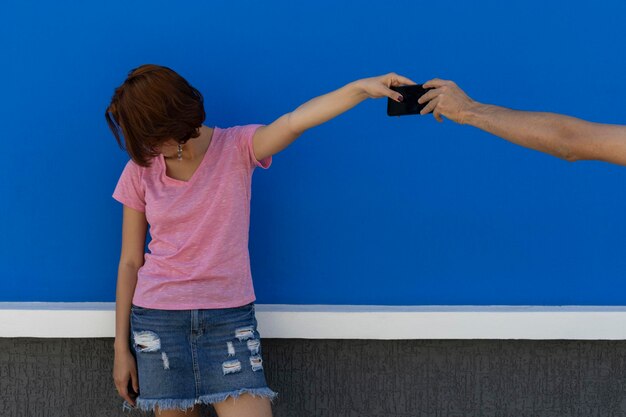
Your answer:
[122,301,278,413]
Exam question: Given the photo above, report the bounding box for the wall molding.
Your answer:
[1,302,626,339]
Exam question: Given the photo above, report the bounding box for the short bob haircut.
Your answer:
[105,64,206,167]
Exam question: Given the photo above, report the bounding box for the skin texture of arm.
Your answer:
[112,205,147,407]
[418,78,626,166]
[251,73,416,161]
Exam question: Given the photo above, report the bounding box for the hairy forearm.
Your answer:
[286,80,368,134]
[462,103,588,161]
[114,264,139,352]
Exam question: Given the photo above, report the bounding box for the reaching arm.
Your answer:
[418,78,626,165]
[251,73,416,161]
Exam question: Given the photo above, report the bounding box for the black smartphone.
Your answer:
[387,84,432,116]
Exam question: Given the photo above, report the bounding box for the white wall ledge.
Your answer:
[2,302,626,340]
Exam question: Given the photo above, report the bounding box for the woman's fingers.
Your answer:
[387,73,418,86]
[116,377,135,406]
[131,368,139,394]
[380,85,404,102]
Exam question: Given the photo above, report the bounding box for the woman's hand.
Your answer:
[113,349,139,407]
[355,72,417,102]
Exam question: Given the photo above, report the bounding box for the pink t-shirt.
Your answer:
[112,124,271,310]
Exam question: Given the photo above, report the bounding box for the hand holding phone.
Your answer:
[387,84,432,116]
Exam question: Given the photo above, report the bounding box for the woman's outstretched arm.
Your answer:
[252,73,416,161]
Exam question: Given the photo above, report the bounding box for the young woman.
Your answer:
[107,64,414,417]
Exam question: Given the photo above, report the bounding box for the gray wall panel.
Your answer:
[1,339,626,417]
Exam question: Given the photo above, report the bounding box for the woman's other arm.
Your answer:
[112,205,147,407]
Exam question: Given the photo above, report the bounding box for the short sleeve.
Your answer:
[236,124,272,170]
[112,159,146,212]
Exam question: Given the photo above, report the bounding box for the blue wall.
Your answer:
[3,0,626,305]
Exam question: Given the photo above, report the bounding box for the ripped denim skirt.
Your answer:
[122,301,278,413]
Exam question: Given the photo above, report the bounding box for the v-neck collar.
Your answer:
[159,127,218,185]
